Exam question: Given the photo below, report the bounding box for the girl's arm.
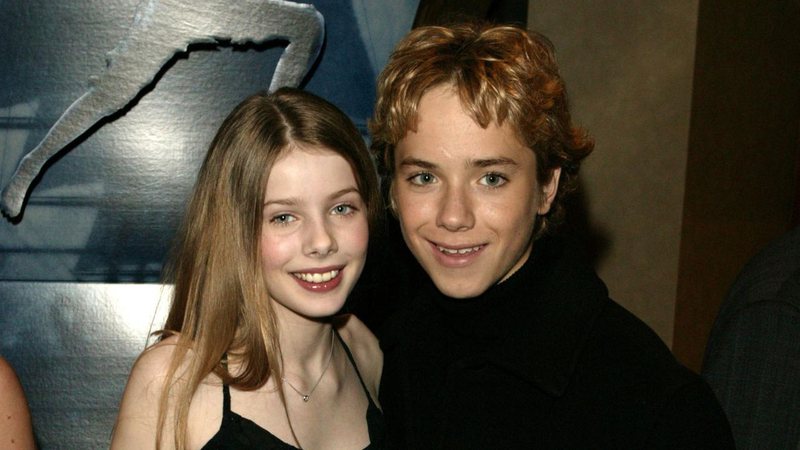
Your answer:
[0,357,36,450]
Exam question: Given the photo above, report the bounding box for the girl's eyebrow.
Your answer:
[264,187,360,207]
[264,197,298,207]
[328,187,360,200]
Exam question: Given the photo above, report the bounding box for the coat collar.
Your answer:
[497,236,609,396]
[431,236,610,397]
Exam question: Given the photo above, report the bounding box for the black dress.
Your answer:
[376,235,735,449]
[202,331,385,449]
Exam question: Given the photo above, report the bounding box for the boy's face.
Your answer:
[392,85,560,298]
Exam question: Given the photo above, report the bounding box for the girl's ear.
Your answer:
[388,182,399,218]
[537,167,561,215]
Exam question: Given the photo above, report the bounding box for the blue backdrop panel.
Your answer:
[0,1,418,447]
[1,282,168,449]
[0,0,417,282]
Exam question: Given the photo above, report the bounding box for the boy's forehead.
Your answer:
[396,93,534,172]
[408,86,522,142]
[401,92,523,150]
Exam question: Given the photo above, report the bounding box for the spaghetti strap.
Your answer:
[222,383,231,413]
[203,338,384,449]
[220,352,232,413]
[334,328,386,447]
[334,329,371,396]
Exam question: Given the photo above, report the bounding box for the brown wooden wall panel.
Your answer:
[529,0,701,346]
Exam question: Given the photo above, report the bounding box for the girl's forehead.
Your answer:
[264,148,358,200]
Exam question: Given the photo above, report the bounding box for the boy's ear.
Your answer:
[537,167,561,215]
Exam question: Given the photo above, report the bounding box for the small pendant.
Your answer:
[302,395,309,402]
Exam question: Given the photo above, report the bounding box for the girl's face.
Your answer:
[260,147,369,322]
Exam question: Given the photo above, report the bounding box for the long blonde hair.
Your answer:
[155,88,380,449]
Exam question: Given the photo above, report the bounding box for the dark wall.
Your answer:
[674,0,800,371]
[528,0,702,345]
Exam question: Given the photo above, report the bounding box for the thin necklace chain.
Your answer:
[281,329,335,402]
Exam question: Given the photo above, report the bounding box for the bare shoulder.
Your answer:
[334,314,382,397]
[112,335,225,450]
[111,336,188,450]
[128,336,187,392]
[334,314,381,361]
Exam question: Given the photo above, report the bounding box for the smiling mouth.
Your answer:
[292,269,340,283]
[436,244,484,255]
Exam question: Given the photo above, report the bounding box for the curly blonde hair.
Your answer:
[370,23,593,237]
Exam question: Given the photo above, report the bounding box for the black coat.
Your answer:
[371,235,734,449]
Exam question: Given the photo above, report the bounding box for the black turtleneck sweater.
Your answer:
[374,235,734,449]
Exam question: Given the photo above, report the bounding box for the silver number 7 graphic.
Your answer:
[1,0,324,220]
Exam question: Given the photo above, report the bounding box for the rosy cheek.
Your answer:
[354,220,370,254]
[260,235,290,266]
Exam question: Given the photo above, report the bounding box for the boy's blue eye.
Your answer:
[479,173,507,187]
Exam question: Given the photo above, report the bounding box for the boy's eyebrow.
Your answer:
[399,156,519,169]
[398,157,437,170]
[470,157,518,168]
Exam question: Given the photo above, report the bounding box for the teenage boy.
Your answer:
[368,23,734,449]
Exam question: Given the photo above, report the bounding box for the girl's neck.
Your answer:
[277,316,335,374]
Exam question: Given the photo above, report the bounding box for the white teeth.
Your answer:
[437,245,481,255]
[293,270,339,283]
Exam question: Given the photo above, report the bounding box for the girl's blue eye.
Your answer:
[409,172,436,185]
[271,214,296,224]
[479,173,507,187]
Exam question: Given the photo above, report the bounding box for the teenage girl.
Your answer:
[111,88,383,449]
